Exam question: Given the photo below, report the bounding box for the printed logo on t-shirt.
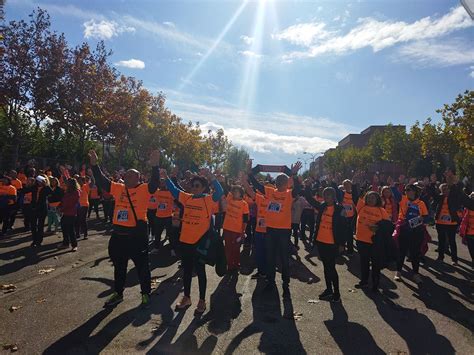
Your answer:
[343,204,353,212]
[267,202,282,213]
[408,216,422,229]
[258,217,266,227]
[117,210,129,222]
[158,203,167,210]
[440,215,451,222]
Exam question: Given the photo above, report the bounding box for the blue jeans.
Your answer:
[255,232,266,274]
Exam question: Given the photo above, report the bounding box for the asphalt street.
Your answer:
[1,217,473,354]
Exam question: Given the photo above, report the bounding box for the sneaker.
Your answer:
[196,299,206,314]
[394,272,401,281]
[251,272,265,279]
[331,293,341,303]
[104,292,123,307]
[141,294,151,309]
[176,296,192,310]
[413,274,423,285]
[318,289,333,300]
[71,247,78,252]
[355,282,368,289]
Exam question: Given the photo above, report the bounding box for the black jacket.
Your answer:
[23,184,53,212]
[372,219,397,269]
[48,187,64,205]
[303,187,347,246]
[433,186,463,224]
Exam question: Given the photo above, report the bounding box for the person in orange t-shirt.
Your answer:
[355,191,390,291]
[90,149,161,309]
[162,168,223,314]
[434,183,459,264]
[7,170,22,231]
[0,176,17,236]
[88,180,101,219]
[151,180,175,253]
[303,186,347,302]
[459,193,474,266]
[222,186,249,271]
[75,176,90,240]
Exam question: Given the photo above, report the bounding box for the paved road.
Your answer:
[1,217,473,354]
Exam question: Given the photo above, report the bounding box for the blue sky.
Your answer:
[6,0,474,167]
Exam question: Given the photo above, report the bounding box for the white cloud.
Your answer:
[239,50,264,59]
[396,39,474,67]
[83,20,135,40]
[276,6,473,61]
[163,21,175,28]
[273,23,333,47]
[114,59,145,69]
[470,66,474,78]
[240,35,255,45]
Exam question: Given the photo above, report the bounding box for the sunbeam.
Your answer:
[178,0,250,91]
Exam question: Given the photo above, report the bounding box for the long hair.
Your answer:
[66,178,80,193]
[365,191,383,207]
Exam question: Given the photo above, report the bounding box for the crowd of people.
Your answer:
[1,152,473,313]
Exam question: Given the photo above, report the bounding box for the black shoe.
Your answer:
[319,289,333,300]
[251,272,265,279]
[355,282,368,289]
[331,293,341,303]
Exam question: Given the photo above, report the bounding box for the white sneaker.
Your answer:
[394,272,401,281]
[413,274,422,284]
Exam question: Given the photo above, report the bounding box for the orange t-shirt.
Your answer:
[79,184,90,207]
[342,192,355,218]
[223,197,249,233]
[356,198,365,213]
[156,190,174,218]
[11,179,22,191]
[110,182,150,227]
[264,186,293,229]
[436,197,457,225]
[255,193,268,233]
[0,185,17,205]
[356,206,390,244]
[383,198,393,219]
[18,173,27,184]
[399,198,428,228]
[179,193,214,244]
[316,206,335,244]
[89,185,99,200]
[467,210,474,235]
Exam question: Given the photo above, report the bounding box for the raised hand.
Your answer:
[291,161,303,175]
[88,150,98,166]
[149,150,160,167]
[159,168,169,180]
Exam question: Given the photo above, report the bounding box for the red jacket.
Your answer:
[60,190,80,216]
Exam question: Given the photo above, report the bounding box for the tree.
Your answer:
[206,128,231,170]
[224,147,249,177]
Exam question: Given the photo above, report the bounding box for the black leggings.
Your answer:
[75,206,88,238]
[61,215,77,247]
[88,199,100,218]
[181,242,207,300]
[436,224,458,262]
[397,226,424,274]
[357,240,380,287]
[317,241,339,294]
[301,209,315,239]
[154,216,172,247]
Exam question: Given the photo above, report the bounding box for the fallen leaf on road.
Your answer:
[348,288,357,293]
[38,268,55,275]
[36,298,47,304]
[2,344,18,352]
[293,312,303,321]
[151,277,162,288]
[307,299,320,304]
[54,256,59,260]
[1,284,16,291]
[307,278,314,284]
[9,305,22,312]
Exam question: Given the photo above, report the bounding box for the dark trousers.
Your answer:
[397,226,424,274]
[292,223,300,246]
[102,199,114,223]
[181,242,207,300]
[147,209,157,238]
[8,203,19,229]
[108,231,151,295]
[345,216,355,253]
[245,216,256,245]
[466,235,474,266]
[75,206,88,238]
[31,209,47,245]
[357,240,380,287]
[223,229,242,270]
[23,205,33,230]
[154,216,172,247]
[265,227,291,285]
[316,241,339,294]
[255,232,266,274]
[215,212,224,235]
[170,226,181,253]
[0,207,10,234]
[300,209,315,240]
[88,199,100,218]
[436,224,458,262]
[61,215,77,247]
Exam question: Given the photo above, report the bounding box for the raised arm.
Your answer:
[240,172,256,199]
[147,150,161,194]
[249,165,265,195]
[303,186,322,210]
[89,150,112,193]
